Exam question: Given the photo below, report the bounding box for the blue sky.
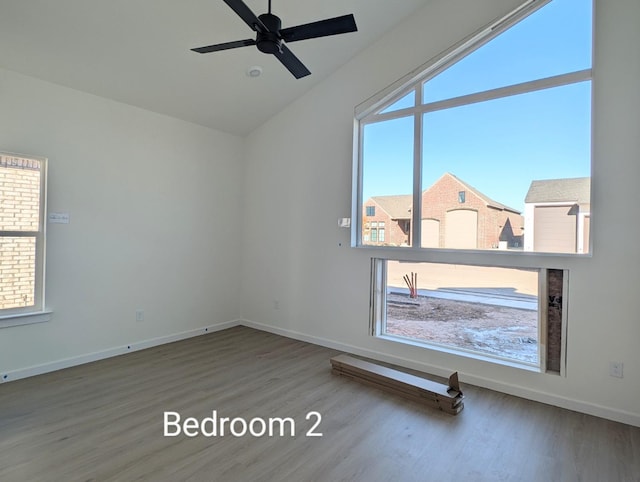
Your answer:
[362,0,592,212]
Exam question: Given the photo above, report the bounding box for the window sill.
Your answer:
[377,333,542,373]
[0,310,52,328]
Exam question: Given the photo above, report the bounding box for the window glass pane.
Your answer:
[421,81,591,253]
[362,117,414,247]
[0,156,41,232]
[379,91,415,114]
[0,236,36,309]
[384,261,539,364]
[423,0,592,103]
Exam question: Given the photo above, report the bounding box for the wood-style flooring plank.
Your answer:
[1,326,639,481]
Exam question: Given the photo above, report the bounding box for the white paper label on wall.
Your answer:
[338,218,351,228]
[48,212,70,224]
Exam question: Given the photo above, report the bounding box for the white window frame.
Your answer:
[351,0,592,254]
[0,152,51,328]
[370,259,570,374]
[353,0,591,373]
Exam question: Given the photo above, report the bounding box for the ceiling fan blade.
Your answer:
[223,0,268,33]
[191,39,256,53]
[280,14,357,43]
[273,45,311,79]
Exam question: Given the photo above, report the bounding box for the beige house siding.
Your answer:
[524,178,591,253]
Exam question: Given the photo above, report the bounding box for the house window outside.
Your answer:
[365,206,375,217]
[0,153,47,318]
[354,0,591,369]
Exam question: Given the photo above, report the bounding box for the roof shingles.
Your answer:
[525,177,591,204]
[369,194,412,219]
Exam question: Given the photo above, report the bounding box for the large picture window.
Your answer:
[0,152,47,320]
[355,0,591,369]
[354,0,592,254]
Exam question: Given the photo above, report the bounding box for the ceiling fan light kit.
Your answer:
[192,0,358,79]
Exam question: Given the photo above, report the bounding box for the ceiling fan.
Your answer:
[192,0,358,79]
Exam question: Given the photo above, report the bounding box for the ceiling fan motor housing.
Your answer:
[256,13,282,54]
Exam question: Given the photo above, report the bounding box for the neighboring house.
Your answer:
[524,177,591,254]
[363,194,412,246]
[363,172,524,249]
[421,173,524,249]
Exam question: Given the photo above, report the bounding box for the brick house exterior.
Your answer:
[0,154,41,309]
[363,172,524,249]
[421,173,524,249]
[363,195,412,246]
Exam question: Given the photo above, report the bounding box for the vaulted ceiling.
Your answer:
[0,0,428,136]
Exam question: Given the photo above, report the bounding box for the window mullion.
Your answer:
[353,120,364,247]
[412,85,423,248]
[367,69,591,125]
[418,69,592,116]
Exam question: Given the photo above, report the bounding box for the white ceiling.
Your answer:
[0,0,428,136]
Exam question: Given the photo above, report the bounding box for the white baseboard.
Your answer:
[240,319,640,428]
[4,317,639,428]
[0,319,241,384]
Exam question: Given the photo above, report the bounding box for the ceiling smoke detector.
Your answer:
[246,66,263,78]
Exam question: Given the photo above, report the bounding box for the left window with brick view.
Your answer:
[0,152,47,320]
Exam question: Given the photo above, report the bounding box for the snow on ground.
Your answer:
[385,293,539,364]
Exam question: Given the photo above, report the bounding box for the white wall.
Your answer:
[1,0,637,427]
[0,68,244,375]
[241,0,640,426]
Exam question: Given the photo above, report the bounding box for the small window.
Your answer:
[365,206,375,217]
[1,153,47,317]
[458,191,466,203]
[371,260,565,371]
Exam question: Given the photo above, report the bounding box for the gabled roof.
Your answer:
[525,177,591,204]
[434,173,521,214]
[369,194,412,220]
[366,172,524,218]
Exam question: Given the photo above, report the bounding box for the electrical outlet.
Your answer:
[609,361,623,378]
[135,309,144,322]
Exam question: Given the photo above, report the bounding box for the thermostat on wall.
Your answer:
[48,212,70,224]
[338,218,351,228]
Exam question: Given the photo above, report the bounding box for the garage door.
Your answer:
[534,205,577,253]
[445,210,477,249]
[421,219,440,248]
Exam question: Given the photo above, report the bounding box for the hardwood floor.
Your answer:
[1,326,639,481]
